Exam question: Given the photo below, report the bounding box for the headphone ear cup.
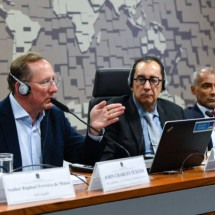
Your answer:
[18,83,31,95]
[163,81,166,91]
[162,80,165,91]
[128,68,133,88]
[162,70,168,91]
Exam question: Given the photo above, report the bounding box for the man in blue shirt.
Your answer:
[0,51,125,171]
[100,56,184,160]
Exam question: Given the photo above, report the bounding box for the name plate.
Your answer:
[88,156,149,192]
[2,167,75,205]
[205,148,215,171]
[0,173,6,203]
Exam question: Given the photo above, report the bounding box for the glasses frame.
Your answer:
[133,76,163,87]
[27,76,61,88]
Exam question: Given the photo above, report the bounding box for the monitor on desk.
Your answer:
[149,117,215,174]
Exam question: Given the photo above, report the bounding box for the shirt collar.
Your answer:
[9,93,45,122]
[196,102,213,117]
[132,94,159,117]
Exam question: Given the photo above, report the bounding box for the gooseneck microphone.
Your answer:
[51,98,131,157]
[205,111,214,117]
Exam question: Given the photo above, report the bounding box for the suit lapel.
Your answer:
[0,96,22,168]
[40,110,50,164]
[157,102,166,128]
[193,104,205,118]
[126,96,145,154]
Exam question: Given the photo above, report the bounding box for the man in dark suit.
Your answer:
[100,56,184,160]
[184,66,215,150]
[0,51,125,171]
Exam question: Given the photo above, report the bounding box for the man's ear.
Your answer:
[14,82,20,93]
[191,85,196,95]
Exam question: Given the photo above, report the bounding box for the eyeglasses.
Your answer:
[133,76,163,86]
[29,77,61,88]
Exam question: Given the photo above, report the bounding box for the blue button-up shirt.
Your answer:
[9,93,45,171]
[133,95,162,155]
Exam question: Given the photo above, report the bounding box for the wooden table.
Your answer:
[1,166,215,215]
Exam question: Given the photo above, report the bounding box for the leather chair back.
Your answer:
[88,68,131,116]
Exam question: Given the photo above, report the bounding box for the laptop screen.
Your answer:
[149,117,215,174]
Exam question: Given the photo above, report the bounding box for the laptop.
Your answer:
[147,117,215,174]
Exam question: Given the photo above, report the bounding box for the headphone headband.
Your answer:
[127,56,167,91]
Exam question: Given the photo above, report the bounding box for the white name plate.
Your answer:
[2,167,75,205]
[0,173,6,203]
[88,156,149,192]
[205,148,215,171]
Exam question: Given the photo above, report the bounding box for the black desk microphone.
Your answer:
[51,98,131,157]
[205,111,214,117]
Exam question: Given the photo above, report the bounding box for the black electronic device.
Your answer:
[69,163,94,173]
[148,117,215,174]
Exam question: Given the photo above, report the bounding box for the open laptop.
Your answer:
[147,117,215,174]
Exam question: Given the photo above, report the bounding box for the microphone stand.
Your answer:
[11,164,56,172]
[51,98,131,157]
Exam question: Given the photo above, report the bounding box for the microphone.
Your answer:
[205,111,214,117]
[51,98,131,157]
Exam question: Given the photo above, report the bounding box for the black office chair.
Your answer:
[88,68,131,115]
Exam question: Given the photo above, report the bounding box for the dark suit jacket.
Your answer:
[100,95,184,160]
[0,96,104,170]
[184,104,213,150]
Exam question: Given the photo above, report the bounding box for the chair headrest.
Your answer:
[92,68,131,97]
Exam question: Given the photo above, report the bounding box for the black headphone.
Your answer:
[9,73,31,95]
[127,56,167,91]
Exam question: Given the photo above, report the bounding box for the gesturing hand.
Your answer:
[89,101,125,136]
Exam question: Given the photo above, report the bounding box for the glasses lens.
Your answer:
[136,77,146,85]
[149,77,159,86]
[135,77,160,86]
[56,77,61,86]
[42,77,61,87]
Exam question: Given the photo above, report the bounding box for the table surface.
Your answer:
[1,166,215,215]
